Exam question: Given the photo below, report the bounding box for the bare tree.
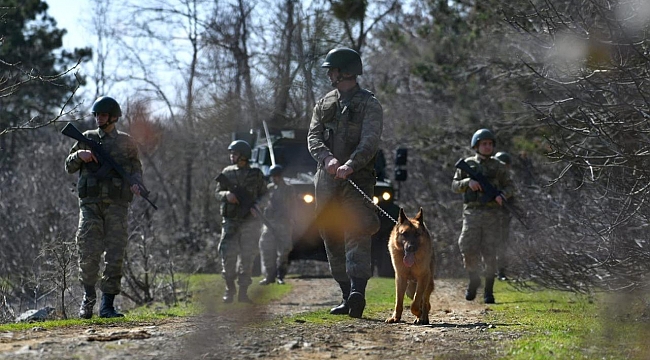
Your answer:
[503,0,650,292]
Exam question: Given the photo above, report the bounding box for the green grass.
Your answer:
[487,281,650,360]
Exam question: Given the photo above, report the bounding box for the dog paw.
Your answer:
[413,318,430,326]
[385,317,400,324]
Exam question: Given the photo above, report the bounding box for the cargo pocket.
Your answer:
[77,177,87,198]
[86,177,100,198]
[109,178,123,199]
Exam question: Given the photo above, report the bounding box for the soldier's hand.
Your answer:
[335,164,354,179]
[324,156,340,175]
[226,192,239,204]
[468,179,482,192]
[496,194,504,206]
[130,184,141,197]
[77,150,98,163]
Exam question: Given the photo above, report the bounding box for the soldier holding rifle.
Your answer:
[452,129,514,304]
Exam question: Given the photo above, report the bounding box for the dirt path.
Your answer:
[0,278,513,360]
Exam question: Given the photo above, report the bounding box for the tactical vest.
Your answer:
[319,88,377,175]
[77,130,135,204]
[462,157,502,206]
[219,165,265,219]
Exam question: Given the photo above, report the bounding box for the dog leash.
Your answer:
[347,179,398,225]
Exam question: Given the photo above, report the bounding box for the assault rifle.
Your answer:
[455,159,528,229]
[214,173,280,235]
[61,123,158,210]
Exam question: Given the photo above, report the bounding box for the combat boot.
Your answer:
[79,285,96,319]
[348,277,367,319]
[465,272,481,301]
[276,265,287,285]
[99,293,124,318]
[484,276,496,304]
[330,281,351,315]
[238,285,252,303]
[223,280,236,303]
[259,277,275,285]
[260,272,275,285]
[497,268,508,281]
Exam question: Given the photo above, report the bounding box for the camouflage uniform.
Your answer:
[258,180,296,282]
[308,84,382,285]
[451,154,514,280]
[215,165,267,289]
[65,127,142,296]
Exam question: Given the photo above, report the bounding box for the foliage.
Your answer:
[0,0,91,138]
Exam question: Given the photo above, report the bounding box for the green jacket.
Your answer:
[451,154,514,208]
[215,164,267,220]
[307,84,383,181]
[65,127,142,206]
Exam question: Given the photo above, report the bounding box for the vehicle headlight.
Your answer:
[372,196,379,204]
[303,194,314,204]
[382,192,391,201]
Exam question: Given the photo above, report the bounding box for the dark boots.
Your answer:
[484,276,496,304]
[259,277,275,285]
[79,285,96,319]
[99,293,124,318]
[348,277,367,319]
[465,272,481,301]
[329,281,351,315]
[238,285,252,303]
[277,265,287,285]
[223,280,236,303]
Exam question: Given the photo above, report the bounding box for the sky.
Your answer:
[46,0,93,51]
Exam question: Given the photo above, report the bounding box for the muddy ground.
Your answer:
[0,268,516,360]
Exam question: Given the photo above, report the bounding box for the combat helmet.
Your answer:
[269,164,284,177]
[228,140,252,160]
[470,129,496,148]
[494,151,512,165]
[91,96,122,118]
[321,48,363,75]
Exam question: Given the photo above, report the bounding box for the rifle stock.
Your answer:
[455,158,529,229]
[62,123,158,210]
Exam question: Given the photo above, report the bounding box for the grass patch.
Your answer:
[488,281,650,360]
[0,274,292,332]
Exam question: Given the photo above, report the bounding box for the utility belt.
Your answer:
[463,201,500,209]
[78,175,133,202]
[463,190,499,208]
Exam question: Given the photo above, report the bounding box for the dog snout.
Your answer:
[405,243,418,253]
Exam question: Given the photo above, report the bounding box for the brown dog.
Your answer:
[385,208,435,325]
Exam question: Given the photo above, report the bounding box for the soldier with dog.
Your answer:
[307,47,383,319]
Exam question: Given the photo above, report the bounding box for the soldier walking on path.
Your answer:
[65,96,144,319]
[307,47,383,319]
[451,129,514,304]
[258,165,297,285]
[215,140,267,303]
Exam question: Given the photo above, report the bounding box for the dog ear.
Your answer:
[398,207,407,224]
[415,207,424,224]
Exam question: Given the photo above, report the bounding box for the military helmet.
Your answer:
[470,128,496,148]
[269,164,284,176]
[321,47,363,75]
[91,96,122,118]
[494,151,512,165]
[228,140,252,159]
